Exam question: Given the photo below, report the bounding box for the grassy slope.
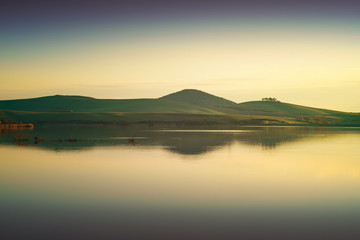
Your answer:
[0,110,297,125]
[160,89,241,114]
[160,89,236,106]
[1,90,359,125]
[0,95,221,114]
[237,101,344,116]
[237,101,360,124]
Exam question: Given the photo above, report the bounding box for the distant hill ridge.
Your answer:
[237,101,345,116]
[0,91,223,114]
[0,89,358,118]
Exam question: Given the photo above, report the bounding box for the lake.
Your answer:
[1,126,360,239]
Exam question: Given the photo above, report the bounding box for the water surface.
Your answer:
[1,126,360,239]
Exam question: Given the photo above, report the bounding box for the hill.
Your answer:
[160,89,240,114]
[0,89,359,126]
[236,101,360,125]
[160,89,236,107]
[237,101,344,116]
[0,95,221,114]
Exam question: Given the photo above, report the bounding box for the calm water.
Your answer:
[1,126,360,239]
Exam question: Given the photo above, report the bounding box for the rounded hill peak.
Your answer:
[160,89,237,108]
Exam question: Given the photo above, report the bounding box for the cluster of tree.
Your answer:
[261,97,280,102]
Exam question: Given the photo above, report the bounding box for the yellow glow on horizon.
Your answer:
[1,28,360,110]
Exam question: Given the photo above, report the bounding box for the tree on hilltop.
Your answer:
[262,97,280,102]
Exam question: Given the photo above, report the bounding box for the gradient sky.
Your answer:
[1,0,360,111]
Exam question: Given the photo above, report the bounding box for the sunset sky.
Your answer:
[1,0,360,111]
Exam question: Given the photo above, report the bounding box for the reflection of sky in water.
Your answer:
[1,127,360,239]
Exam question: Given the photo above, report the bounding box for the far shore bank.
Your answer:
[7,121,360,129]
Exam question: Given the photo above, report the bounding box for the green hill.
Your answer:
[0,95,221,114]
[236,101,360,125]
[237,101,344,116]
[160,89,240,114]
[0,89,359,126]
[160,89,236,107]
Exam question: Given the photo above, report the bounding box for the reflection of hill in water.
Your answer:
[1,126,359,155]
[163,133,234,155]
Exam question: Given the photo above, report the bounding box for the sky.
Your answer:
[1,0,360,111]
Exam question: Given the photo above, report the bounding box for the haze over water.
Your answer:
[1,126,360,239]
